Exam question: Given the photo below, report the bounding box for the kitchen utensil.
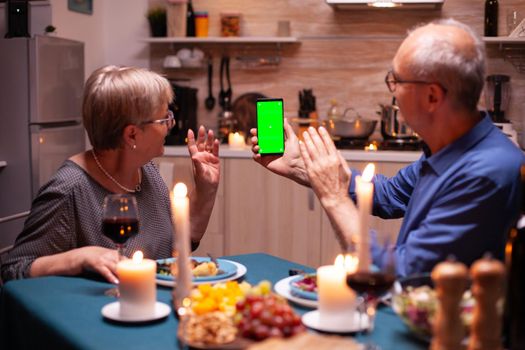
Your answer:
[485,74,510,123]
[204,58,215,110]
[218,56,227,109]
[380,103,418,140]
[323,108,377,139]
[298,89,316,118]
[231,92,267,136]
[224,56,232,110]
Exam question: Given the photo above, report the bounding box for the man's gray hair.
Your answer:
[406,19,486,113]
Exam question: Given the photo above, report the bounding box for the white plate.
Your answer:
[101,301,171,322]
[302,310,369,333]
[274,276,318,309]
[156,260,247,287]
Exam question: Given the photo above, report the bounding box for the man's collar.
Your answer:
[422,112,493,175]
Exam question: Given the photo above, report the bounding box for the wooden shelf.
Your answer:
[483,37,525,44]
[326,0,444,10]
[483,37,525,74]
[140,36,300,44]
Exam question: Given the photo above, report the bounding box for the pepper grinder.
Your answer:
[468,255,505,350]
[430,259,469,350]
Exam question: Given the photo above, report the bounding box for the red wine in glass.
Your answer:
[102,194,139,260]
[346,271,396,298]
[103,217,139,245]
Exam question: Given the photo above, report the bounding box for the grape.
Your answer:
[235,293,305,341]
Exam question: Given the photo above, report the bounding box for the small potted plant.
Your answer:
[147,7,167,37]
[45,25,57,36]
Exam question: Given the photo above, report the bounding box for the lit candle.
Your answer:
[228,132,246,149]
[117,251,157,317]
[356,163,375,271]
[171,182,192,308]
[317,254,358,324]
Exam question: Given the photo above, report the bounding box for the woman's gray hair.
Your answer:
[83,65,174,150]
[406,19,486,113]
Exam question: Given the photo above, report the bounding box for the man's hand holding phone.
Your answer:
[250,117,310,187]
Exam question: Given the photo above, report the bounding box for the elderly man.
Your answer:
[251,19,524,277]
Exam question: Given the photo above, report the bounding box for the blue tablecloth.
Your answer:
[0,253,427,350]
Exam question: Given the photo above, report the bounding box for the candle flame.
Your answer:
[173,182,188,198]
[362,163,375,182]
[365,143,377,151]
[344,254,359,274]
[132,250,143,263]
[334,254,345,267]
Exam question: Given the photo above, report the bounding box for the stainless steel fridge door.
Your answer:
[29,35,84,124]
[30,123,86,197]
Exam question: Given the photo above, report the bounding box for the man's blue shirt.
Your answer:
[349,114,524,277]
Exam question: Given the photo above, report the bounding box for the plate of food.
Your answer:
[392,274,474,342]
[274,275,318,309]
[156,257,247,287]
[289,273,318,301]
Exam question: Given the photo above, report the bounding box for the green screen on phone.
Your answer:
[256,98,284,155]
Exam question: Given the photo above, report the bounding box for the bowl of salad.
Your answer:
[391,274,474,341]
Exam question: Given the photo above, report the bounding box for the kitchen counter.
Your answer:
[164,145,421,163]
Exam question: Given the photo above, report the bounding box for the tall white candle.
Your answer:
[117,251,157,317]
[356,163,375,272]
[171,182,192,307]
[317,254,358,324]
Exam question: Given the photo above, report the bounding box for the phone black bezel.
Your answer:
[256,98,285,156]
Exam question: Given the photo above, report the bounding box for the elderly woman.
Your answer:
[1,66,220,284]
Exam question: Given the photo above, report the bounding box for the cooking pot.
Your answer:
[379,104,418,140]
[323,107,377,139]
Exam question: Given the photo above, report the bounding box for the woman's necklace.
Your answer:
[91,149,142,193]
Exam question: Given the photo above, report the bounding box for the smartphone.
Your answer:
[256,98,285,155]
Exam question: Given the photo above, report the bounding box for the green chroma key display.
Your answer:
[256,98,285,155]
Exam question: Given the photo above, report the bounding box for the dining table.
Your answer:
[0,253,427,350]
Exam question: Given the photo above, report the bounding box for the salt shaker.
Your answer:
[467,255,505,350]
[430,259,469,350]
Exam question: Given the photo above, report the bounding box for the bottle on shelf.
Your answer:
[484,0,498,37]
[503,166,525,350]
[186,0,196,37]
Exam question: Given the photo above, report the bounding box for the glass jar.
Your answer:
[220,13,241,37]
[195,11,208,37]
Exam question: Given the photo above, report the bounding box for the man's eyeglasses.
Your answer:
[141,110,175,130]
[384,70,447,94]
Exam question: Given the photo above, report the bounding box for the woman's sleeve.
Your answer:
[1,181,76,281]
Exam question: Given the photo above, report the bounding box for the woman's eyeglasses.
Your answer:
[141,110,175,130]
[384,70,447,94]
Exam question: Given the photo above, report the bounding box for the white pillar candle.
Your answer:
[171,182,192,308]
[317,254,357,324]
[356,163,375,272]
[228,132,246,149]
[117,251,157,317]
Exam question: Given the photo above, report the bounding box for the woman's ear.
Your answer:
[122,124,139,150]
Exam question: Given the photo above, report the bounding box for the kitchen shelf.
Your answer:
[483,37,525,44]
[140,36,300,45]
[326,0,444,10]
[483,36,525,74]
[142,36,300,68]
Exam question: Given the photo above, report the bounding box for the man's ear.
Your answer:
[426,83,445,113]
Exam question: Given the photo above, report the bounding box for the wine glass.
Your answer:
[102,194,139,295]
[346,240,396,333]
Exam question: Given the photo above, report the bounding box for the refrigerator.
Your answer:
[0,35,85,251]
